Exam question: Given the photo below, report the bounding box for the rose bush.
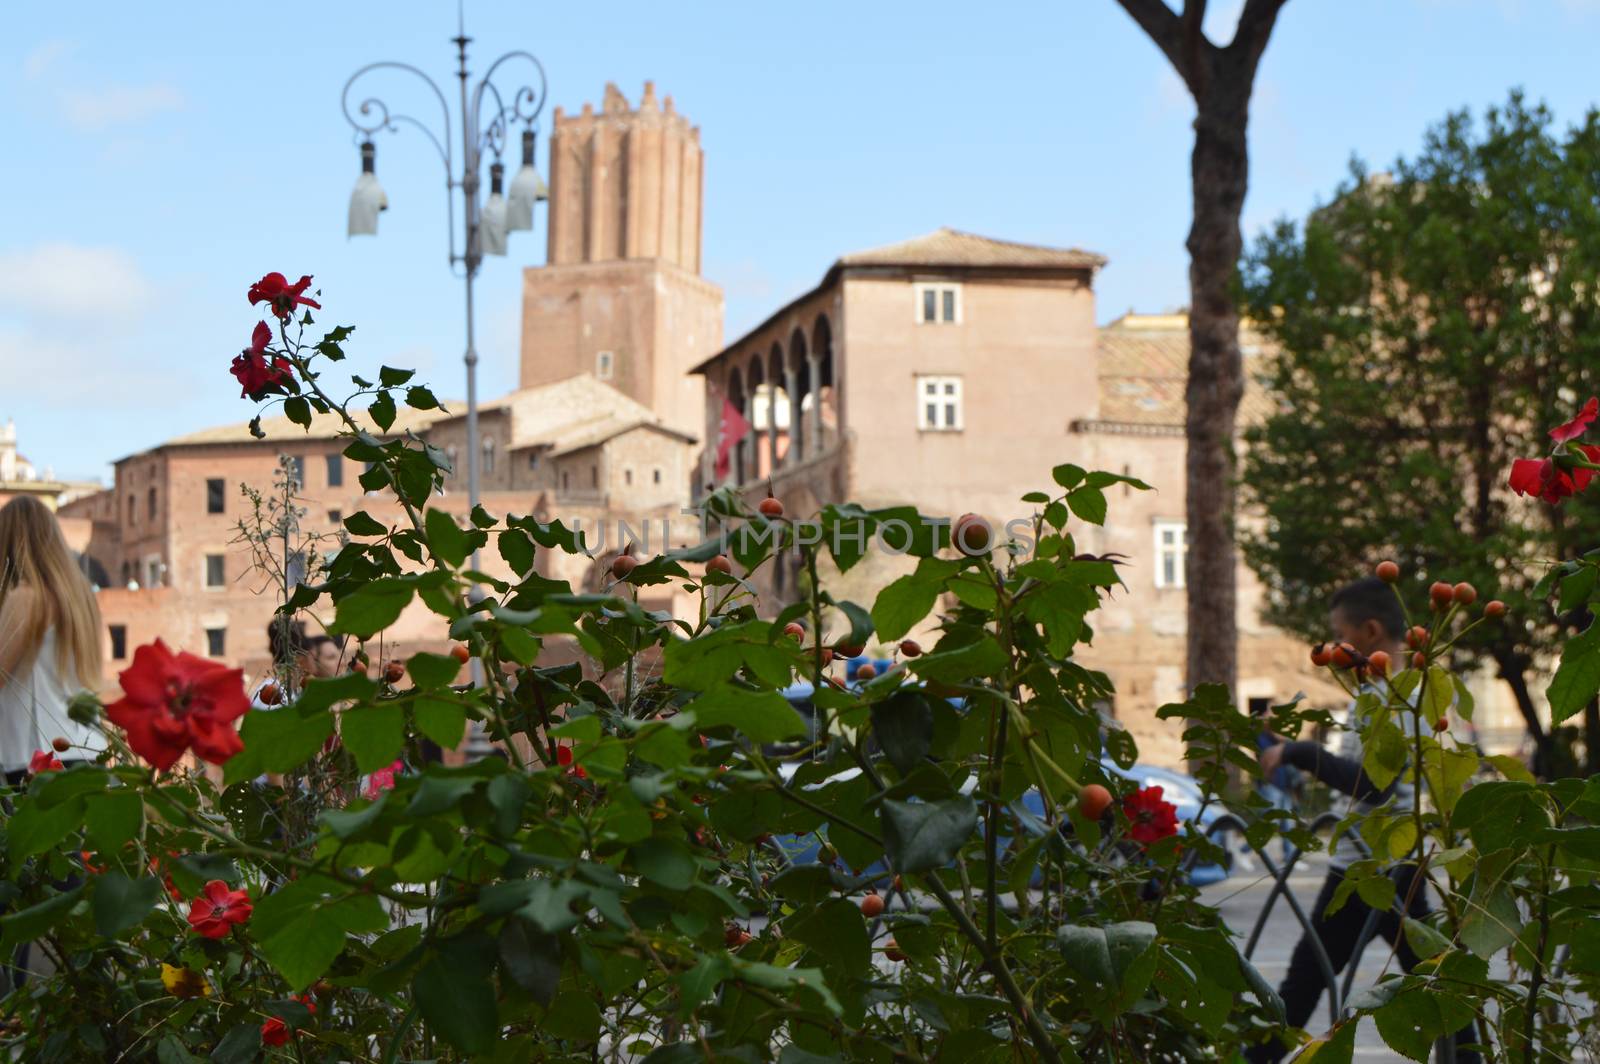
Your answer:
[2,281,1594,1061]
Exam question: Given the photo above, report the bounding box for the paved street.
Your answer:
[1204,852,1408,1061]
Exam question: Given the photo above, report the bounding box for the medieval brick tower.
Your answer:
[519,82,722,439]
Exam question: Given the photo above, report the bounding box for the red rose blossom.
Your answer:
[104,640,249,770]
[231,320,294,401]
[555,744,587,779]
[1550,397,1599,443]
[186,879,252,939]
[27,749,63,775]
[1122,785,1179,846]
[1508,446,1600,504]
[362,759,403,800]
[247,272,321,320]
[261,995,316,1046]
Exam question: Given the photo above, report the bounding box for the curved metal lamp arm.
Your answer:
[342,61,460,265]
[469,50,549,157]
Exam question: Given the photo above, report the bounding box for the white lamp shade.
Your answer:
[480,193,509,256]
[506,165,546,231]
[347,172,387,237]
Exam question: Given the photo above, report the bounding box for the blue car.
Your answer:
[763,677,1233,886]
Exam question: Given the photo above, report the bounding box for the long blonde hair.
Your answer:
[0,496,103,689]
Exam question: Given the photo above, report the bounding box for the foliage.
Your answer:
[1238,92,1600,756]
[0,286,1290,1061]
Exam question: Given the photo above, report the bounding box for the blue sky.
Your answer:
[2,0,1597,481]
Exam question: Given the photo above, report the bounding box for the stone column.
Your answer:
[783,366,801,465]
[806,353,822,460]
[765,382,779,478]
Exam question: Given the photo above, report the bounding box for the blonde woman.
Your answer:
[0,496,106,783]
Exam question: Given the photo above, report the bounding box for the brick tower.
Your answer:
[519,82,722,438]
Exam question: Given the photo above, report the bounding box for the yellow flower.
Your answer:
[160,963,210,999]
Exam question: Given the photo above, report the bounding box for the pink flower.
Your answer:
[361,759,404,800]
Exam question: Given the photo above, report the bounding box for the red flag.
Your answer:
[714,397,751,481]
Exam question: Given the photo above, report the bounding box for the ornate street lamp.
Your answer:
[339,13,548,516]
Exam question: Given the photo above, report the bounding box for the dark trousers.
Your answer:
[1245,868,1479,1064]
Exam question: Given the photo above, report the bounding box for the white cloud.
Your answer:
[60,83,184,132]
[0,243,155,320]
[23,39,73,80]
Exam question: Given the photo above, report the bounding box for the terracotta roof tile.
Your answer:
[839,227,1106,271]
[1096,314,1278,427]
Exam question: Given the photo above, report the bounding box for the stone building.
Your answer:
[691,241,1337,764]
[0,419,101,514]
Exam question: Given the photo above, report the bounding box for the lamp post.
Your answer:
[340,16,548,517]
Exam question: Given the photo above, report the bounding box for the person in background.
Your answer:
[1248,578,1478,1063]
[0,496,106,782]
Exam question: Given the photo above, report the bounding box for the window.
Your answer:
[204,554,226,589]
[482,438,496,475]
[915,283,960,324]
[1247,696,1272,719]
[328,509,342,526]
[326,454,343,488]
[653,469,661,484]
[561,471,570,491]
[528,452,539,470]
[590,465,599,488]
[109,625,127,661]
[916,376,963,431]
[205,627,226,657]
[147,487,158,521]
[596,350,614,380]
[206,479,225,514]
[624,468,633,486]
[127,496,135,525]
[1154,521,1188,589]
[145,557,162,588]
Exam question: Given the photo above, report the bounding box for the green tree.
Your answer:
[1239,93,1600,774]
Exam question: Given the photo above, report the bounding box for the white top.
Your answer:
[0,628,106,773]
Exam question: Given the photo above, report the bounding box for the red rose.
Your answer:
[27,749,63,775]
[186,879,252,939]
[247,273,321,320]
[362,759,403,800]
[1508,446,1600,504]
[261,994,315,1046]
[1122,785,1179,846]
[555,744,587,779]
[231,321,294,401]
[260,1017,290,1047]
[1550,396,1599,443]
[104,640,249,770]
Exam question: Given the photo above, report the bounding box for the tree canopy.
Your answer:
[1239,93,1600,760]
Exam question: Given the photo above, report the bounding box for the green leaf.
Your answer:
[1052,464,1086,490]
[498,918,560,1006]
[498,529,536,575]
[408,652,463,690]
[907,637,1007,683]
[630,837,697,891]
[85,789,143,852]
[426,508,471,569]
[870,689,934,775]
[1549,620,1600,723]
[209,1024,260,1064]
[686,686,806,743]
[343,511,388,537]
[0,886,83,954]
[92,871,162,938]
[282,395,311,428]
[379,365,415,387]
[369,391,397,432]
[415,935,500,1054]
[224,706,335,786]
[1056,921,1158,1011]
[340,703,405,773]
[1295,1022,1356,1063]
[256,905,346,991]
[872,558,958,642]
[9,796,87,861]
[786,898,870,976]
[333,578,415,639]
[415,697,467,748]
[1065,485,1108,525]
[880,797,977,873]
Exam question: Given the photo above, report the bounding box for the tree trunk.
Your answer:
[1184,91,1251,701]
